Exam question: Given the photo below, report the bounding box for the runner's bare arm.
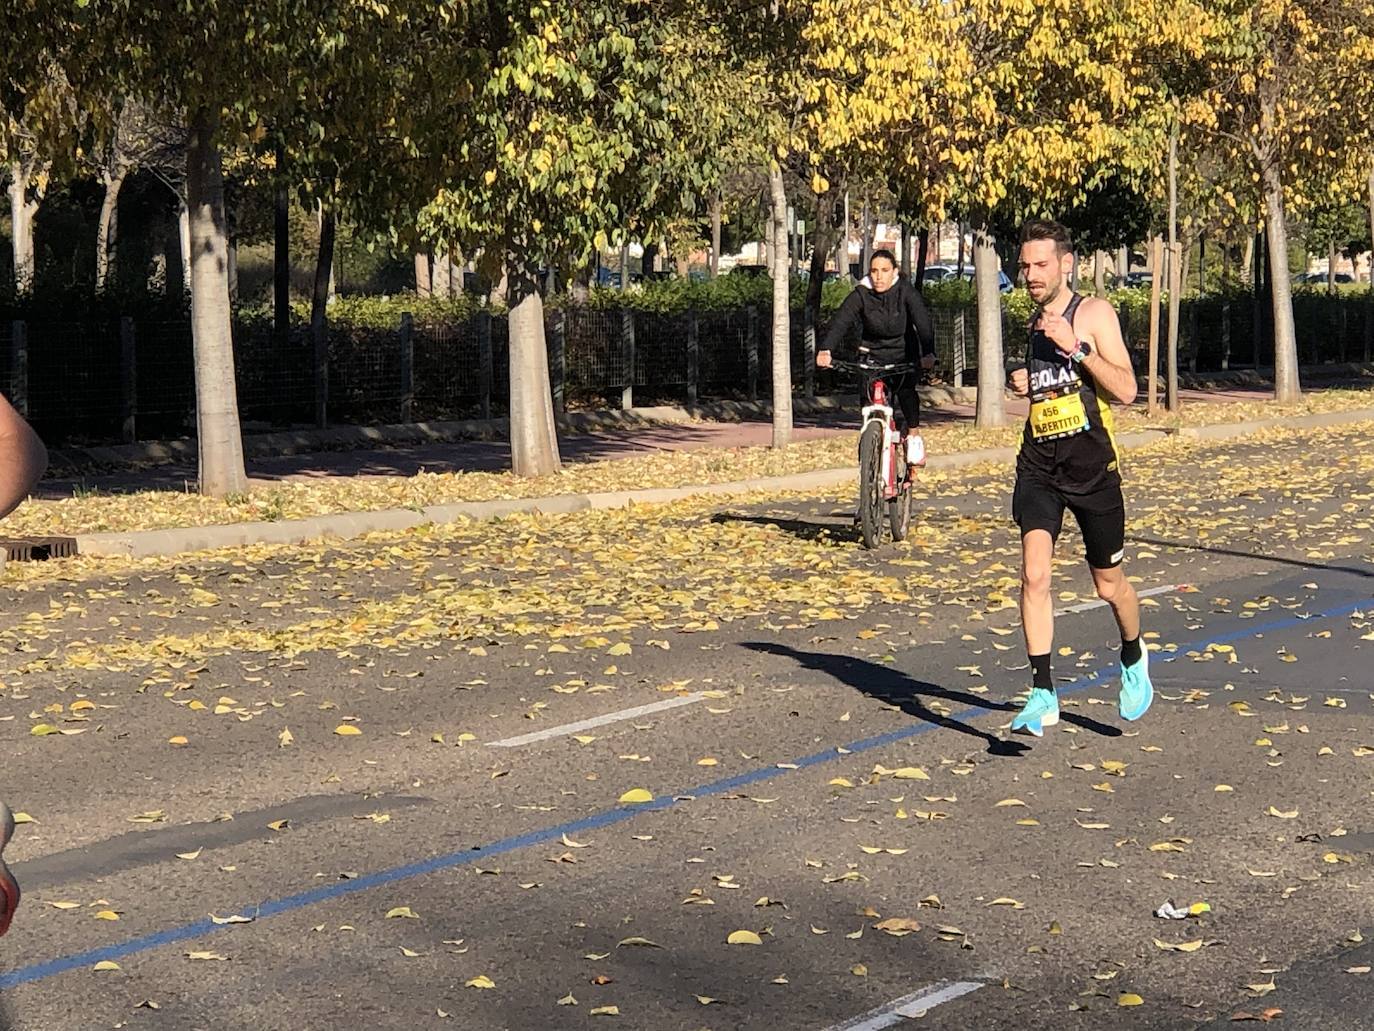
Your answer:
[0,393,47,519]
[1076,298,1138,404]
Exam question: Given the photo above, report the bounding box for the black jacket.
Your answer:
[820,278,936,364]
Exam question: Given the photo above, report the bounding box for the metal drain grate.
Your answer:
[1,536,80,562]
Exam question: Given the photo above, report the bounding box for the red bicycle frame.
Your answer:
[860,376,904,499]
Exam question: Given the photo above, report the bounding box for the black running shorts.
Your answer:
[1012,475,1126,569]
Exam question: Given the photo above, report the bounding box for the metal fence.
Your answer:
[5,294,1370,446]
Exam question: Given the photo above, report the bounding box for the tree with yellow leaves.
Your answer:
[803,0,1166,426]
[1175,0,1374,401]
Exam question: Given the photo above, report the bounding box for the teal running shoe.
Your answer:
[1119,647,1154,721]
[1011,687,1059,737]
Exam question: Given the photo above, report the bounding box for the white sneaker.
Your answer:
[905,434,926,467]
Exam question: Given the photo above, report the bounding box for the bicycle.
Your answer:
[828,359,928,550]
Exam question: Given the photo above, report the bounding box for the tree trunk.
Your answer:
[432,246,452,298]
[1241,233,1255,286]
[273,153,290,341]
[311,207,336,337]
[972,222,1005,428]
[227,231,238,303]
[1116,244,1129,284]
[619,241,630,290]
[185,106,247,497]
[174,199,192,297]
[860,197,872,275]
[1167,240,1182,412]
[1147,236,1163,414]
[95,172,125,293]
[1093,250,1106,297]
[310,204,336,427]
[675,254,689,278]
[916,228,930,287]
[572,261,592,303]
[641,241,659,278]
[805,188,837,316]
[1262,165,1301,402]
[488,262,508,308]
[6,165,40,295]
[900,222,911,276]
[414,252,432,297]
[1166,126,1180,412]
[956,221,966,277]
[709,193,722,278]
[836,190,850,277]
[1366,168,1374,356]
[769,165,793,447]
[1367,167,1374,292]
[507,258,562,477]
[1328,238,1338,296]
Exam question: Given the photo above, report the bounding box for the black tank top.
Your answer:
[1016,293,1121,494]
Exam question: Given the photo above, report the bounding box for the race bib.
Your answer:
[1029,387,1089,440]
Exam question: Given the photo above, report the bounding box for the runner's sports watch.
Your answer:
[1070,340,1092,364]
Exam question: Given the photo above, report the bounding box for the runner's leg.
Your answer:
[1011,476,1065,735]
[1072,491,1152,719]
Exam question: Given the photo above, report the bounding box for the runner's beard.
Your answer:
[1031,275,1065,310]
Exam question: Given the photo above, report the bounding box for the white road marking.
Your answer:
[485,693,707,748]
[1055,582,1184,616]
[824,980,984,1031]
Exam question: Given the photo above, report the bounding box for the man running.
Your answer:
[1008,219,1152,736]
[0,390,48,934]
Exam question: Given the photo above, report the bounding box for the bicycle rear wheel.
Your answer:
[858,421,885,549]
[888,452,913,542]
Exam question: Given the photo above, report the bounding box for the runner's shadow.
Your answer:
[1126,535,1374,580]
[744,641,1121,746]
[745,641,1026,756]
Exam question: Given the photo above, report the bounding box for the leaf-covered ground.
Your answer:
[0,420,1371,1029]
[7,389,1372,536]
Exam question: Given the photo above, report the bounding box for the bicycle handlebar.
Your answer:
[826,358,920,374]
[824,358,941,385]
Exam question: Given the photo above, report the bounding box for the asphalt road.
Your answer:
[1,420,1373,1030]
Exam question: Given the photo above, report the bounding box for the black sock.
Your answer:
[1121,635,1142,667]
[1030,653,1053,691]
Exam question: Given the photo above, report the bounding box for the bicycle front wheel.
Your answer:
[858,421,885,549]
[888,459,913,542]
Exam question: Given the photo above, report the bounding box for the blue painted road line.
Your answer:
[1,592,1367,990]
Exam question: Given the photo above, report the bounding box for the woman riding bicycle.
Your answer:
[816,249,937,467]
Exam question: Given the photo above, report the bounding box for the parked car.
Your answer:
[595,267,642,288]
[1296,271,1354,284]
[726,264,771,279]
[918,264,1014,293]
[1121,271,1154,288]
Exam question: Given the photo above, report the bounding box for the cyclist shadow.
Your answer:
[743,642,1121,756]
[711,511,861,544]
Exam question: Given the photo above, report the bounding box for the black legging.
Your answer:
[860,370,921,435]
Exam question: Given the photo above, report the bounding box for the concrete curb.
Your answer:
[48,388,973,473]
[67,408,1374,561]
[70,426,1198,559]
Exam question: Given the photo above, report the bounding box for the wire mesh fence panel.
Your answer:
[633,311,690,393]
[697,309,754,397]
[563,308,624,400]
[490,316,511,411]
[326,325,404,425]
[233,322,314,427]
[134,320,198,437]
[27,321,123,442]
[413,319,484,420]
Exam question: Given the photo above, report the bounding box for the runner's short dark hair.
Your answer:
[870,248,898,267]
[1019,219,1073,257]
